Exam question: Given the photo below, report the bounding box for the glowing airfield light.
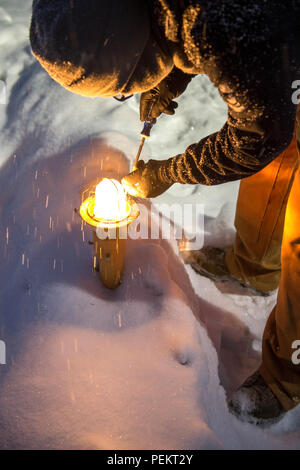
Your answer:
[78,177,140,289]
[93,178,130,221]
[79,177,139,229]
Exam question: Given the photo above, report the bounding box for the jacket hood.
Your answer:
[30,0,174,97]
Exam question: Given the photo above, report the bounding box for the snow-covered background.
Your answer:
[0,1,299,450]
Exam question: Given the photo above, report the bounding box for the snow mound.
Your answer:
[0,0,300,450]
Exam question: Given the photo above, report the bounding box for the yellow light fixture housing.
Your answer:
[79,177,139,289]
[80,178,139,229]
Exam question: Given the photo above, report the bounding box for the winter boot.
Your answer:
[228,370,286,427]
[182,246,271,296]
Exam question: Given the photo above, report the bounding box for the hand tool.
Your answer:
[133,117,156,170]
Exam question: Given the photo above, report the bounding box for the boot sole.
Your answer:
[190,263,272,297]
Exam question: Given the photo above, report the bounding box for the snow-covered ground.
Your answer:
[0,1,300,450]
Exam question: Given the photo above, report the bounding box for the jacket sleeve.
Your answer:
[158,81,297,186]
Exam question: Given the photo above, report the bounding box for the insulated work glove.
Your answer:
[121,160,173,198]
[140,67,195,121]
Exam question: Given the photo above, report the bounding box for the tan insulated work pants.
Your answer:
[226,106,300,410]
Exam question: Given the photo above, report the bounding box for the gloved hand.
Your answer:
[140,67,195,121]
[121,160,173,198]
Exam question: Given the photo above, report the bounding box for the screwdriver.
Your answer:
[133,117,156,170]
[132,90,161,171]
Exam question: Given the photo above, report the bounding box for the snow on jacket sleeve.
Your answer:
[158,80,297,186]
[154,0,299,186]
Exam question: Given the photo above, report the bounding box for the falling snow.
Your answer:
[0,0,299,451]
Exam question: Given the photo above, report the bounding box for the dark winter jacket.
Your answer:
[155,0,300,185]
[30,0,300,186]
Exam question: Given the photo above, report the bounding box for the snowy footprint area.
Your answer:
[0,0,300,450]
